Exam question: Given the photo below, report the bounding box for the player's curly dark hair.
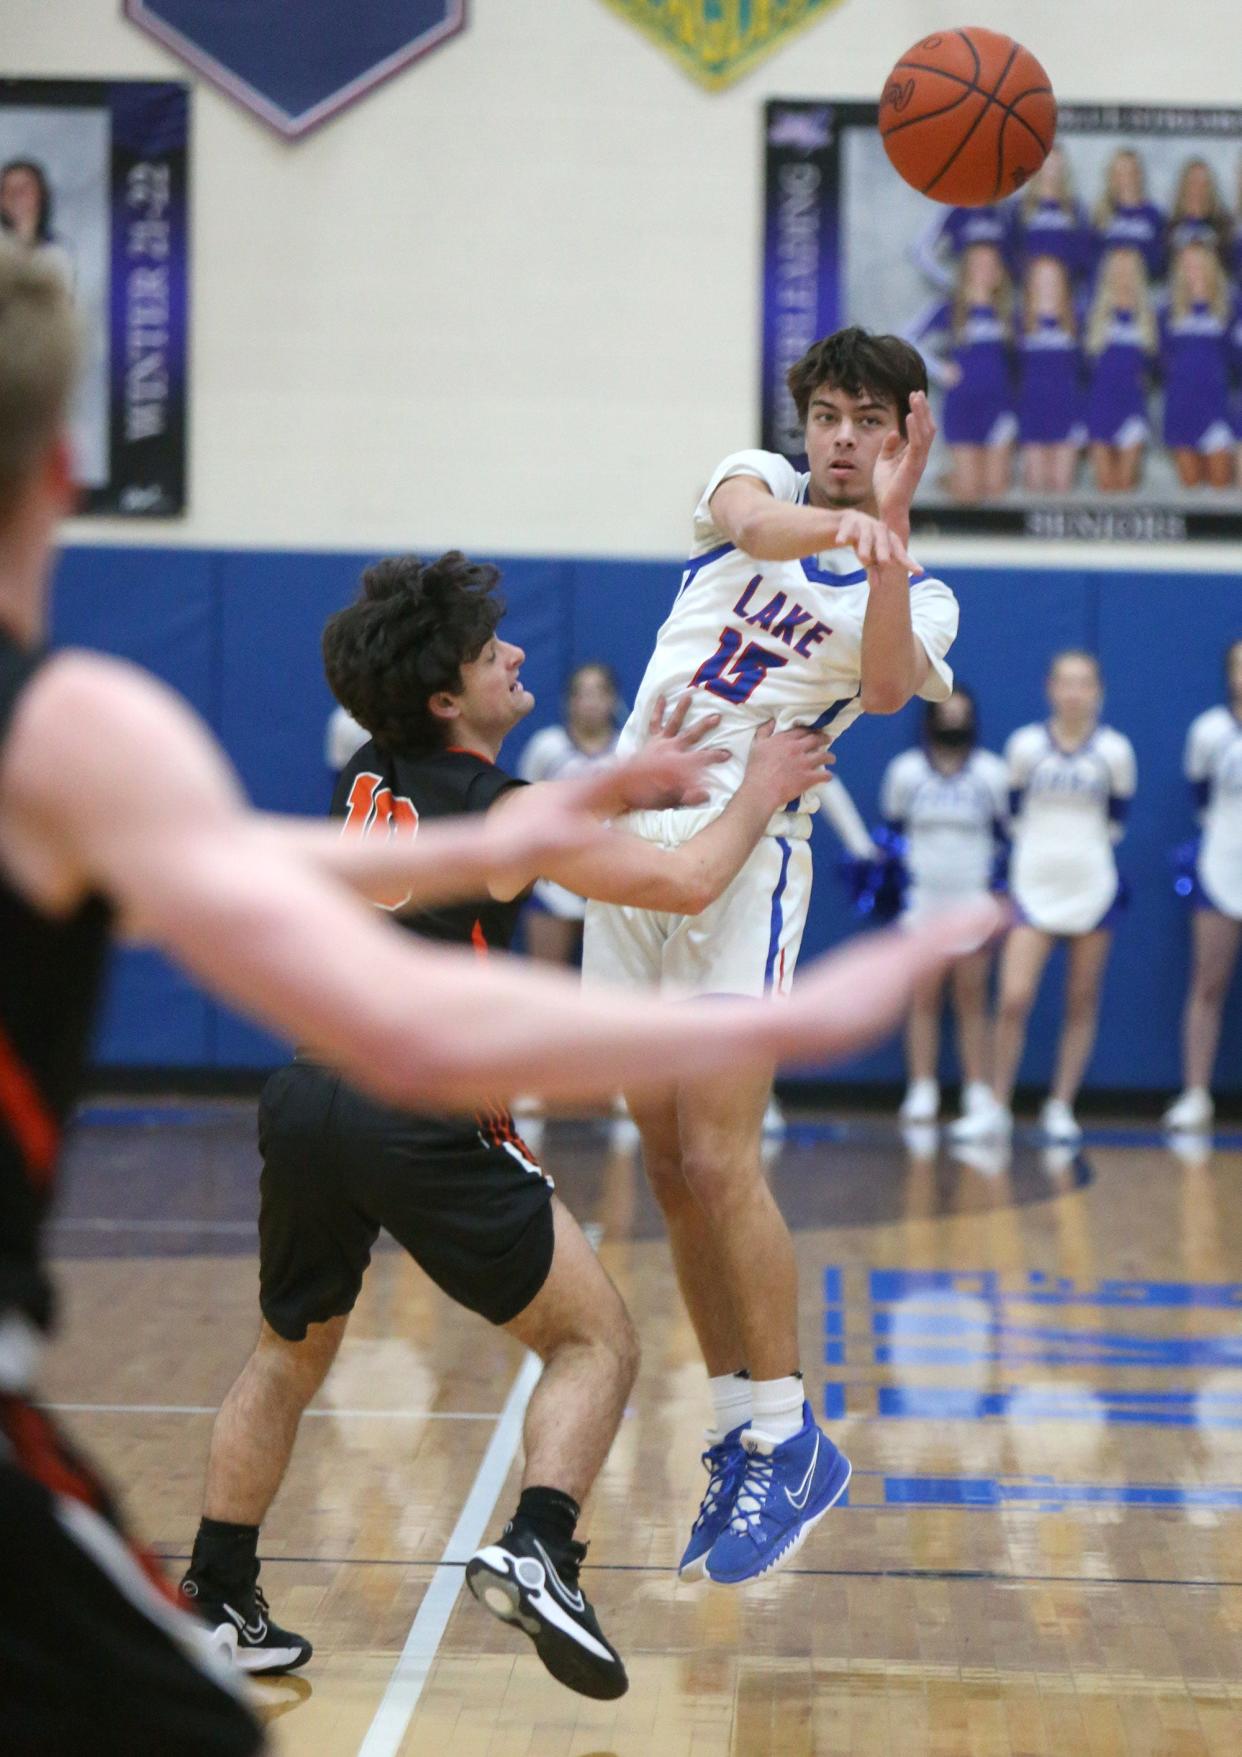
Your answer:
[786,327,928,435]
[322,551,504,755]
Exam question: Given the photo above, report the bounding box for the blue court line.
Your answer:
[75,1105,243,1129]
[872,1385,1242,1428]
[869,1269,1242,1308]
[868,1316,1242,1368]
[781,1119,1242,1152]
[874,1475,1242,1512]
[872,1343,1242,1367]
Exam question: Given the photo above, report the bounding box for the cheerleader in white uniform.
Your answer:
[881,688,1008,1125]
[518,662,623,964]
[955,652,1136,1143]
[1164,639,1242,1131]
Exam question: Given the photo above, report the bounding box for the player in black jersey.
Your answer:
[181,551,842,1698]
[0,241,996,1743]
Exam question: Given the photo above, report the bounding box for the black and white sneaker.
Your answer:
[465,1526,628,1699]
[179,1572,312,1674]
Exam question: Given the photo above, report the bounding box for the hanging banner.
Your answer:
[599,1,845,91]
[124,0,466,140]
[0,78,189,518]
[762,98,1242,541]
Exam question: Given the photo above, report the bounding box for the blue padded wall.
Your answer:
[52,542,1242,1094]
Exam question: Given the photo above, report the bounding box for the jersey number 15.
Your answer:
[691,626,789,705]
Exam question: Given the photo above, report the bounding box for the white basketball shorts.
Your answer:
[581,810,813,1000]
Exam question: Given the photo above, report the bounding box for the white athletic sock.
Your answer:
[749,1375,805,1443]
[708,1371,752,1439]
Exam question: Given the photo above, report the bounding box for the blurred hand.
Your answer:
[778,897,1008,1064]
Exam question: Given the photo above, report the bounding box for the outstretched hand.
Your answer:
[782,897,1008,1064]
[874,389,936,540]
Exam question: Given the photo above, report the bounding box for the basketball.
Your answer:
[879,26,1056,207]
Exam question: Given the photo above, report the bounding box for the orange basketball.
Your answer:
[879,27,1056,207]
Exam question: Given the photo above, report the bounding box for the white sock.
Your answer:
[749,1375,805,1443]
[708,1371,752,1439]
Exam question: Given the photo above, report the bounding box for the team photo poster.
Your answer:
[0,78,189,517]
[762,100,1242,541]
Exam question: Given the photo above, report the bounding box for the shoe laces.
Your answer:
[691,1438,746,1534]
[728,1450,776,1535]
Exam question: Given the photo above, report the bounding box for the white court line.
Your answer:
[46,1402,500,1420]
[357,1347,542,1757]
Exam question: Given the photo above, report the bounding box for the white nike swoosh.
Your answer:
[785,1436,819,1511]
[222,1603,268,1641]
[532,1539,585,1614]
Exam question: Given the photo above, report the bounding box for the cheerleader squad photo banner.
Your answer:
[0,78,189,518]
[761,100,1242,542]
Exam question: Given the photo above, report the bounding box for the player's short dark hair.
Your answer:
[786,327,928,435]
[322,551,504,755]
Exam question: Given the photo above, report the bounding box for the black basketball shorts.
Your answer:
[0,1395,264,1755]
[256,1062,556,1341]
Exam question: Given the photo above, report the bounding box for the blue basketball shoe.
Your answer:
[703,1402,851,1586]
[677,1423,748,1582]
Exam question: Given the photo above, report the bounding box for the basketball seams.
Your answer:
[881,29,1055,205]
[881,67,1053,161]
[924,39,1020,199]
[881,85,983,144]
[1003,86,1057,155]
[954,28,981,84]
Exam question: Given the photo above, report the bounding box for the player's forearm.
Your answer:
[145,846,764,1108]
[730,499,848,562]
[254,815,499,908]
[660,774,788,913]
[859,565,926,713]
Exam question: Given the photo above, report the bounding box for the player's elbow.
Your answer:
[859,681,912,715]
[673,877,713,916]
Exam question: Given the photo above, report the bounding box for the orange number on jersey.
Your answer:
[340,771,420,911]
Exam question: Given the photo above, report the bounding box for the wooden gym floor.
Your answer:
[41,1099,1242,1756]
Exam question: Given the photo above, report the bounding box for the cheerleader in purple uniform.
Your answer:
[1014,148,1090,281]
[1161,241,1235,489]
[910,201,1017,292]
[1085,248,1157,492]
[1017,256,1084,493]
[1167,158,1230,261]
[906,243,1016,502]
[1091,148,1165,282]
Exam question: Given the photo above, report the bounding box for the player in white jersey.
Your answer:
[955,652,1136,1146]
[881,687,1008,1127]
[1164,639,1242,1131]
[582,327,959,1587]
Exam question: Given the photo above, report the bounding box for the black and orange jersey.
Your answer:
[0,633,111,1332]
[329,736,530,1153]
[331,739,525,952]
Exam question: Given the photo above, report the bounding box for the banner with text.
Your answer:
[0,79,189,517]
[762,100,1242,542]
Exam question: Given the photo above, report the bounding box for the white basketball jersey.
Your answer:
[616,449,959,831]
[1006,722,1136,934]
[881,746,1008,911]
[1186,705,1242,918]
